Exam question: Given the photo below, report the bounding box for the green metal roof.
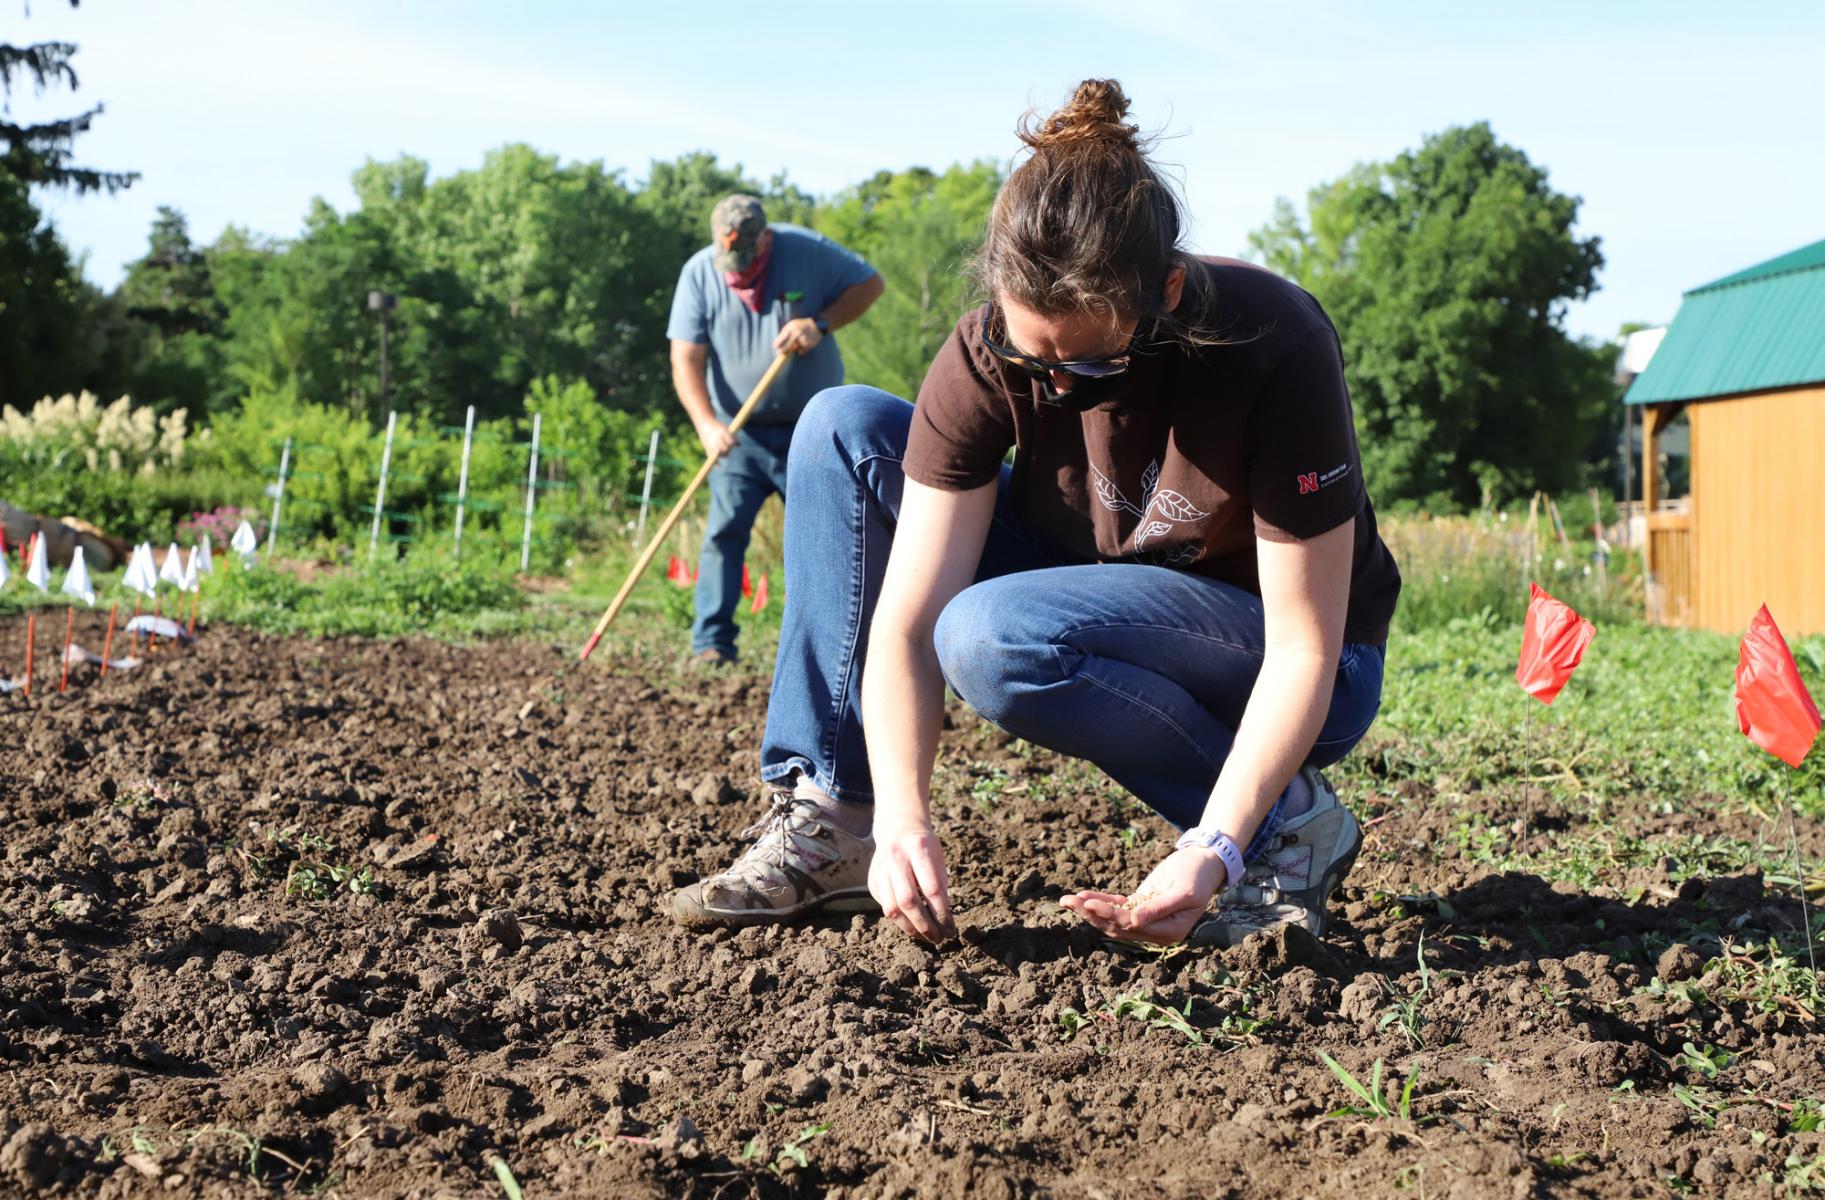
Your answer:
[1623,235,1825,405]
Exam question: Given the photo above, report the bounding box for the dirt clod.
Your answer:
[1657,940,1705,981]
[475,907,524,954]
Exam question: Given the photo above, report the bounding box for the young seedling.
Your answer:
[1108,992,1205,1046]
[1378,934,1455,1049]
[1317,1051,1431,1124]
[1675,1041,1732,1081]
[1780,1152,1825,1191]
[744,1123,830,1176]
[486,1155,525,1200]
[969,768,1009,813]
[1379,945,1426,1045]
[1670,1084,1727,1128]
[1786,1098,1825,1134]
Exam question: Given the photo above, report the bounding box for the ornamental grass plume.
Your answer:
[0,391,200,475]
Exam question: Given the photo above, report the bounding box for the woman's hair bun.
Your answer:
[1019,78,1141,153]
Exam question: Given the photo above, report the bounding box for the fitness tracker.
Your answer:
[1174,826,1246,887]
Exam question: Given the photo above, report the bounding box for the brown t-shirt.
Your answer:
[905,258,1401,644]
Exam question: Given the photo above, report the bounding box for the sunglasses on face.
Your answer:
[980,306,1137,383]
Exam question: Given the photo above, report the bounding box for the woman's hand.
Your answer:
[869,818,956,943]
[1061,846,1228,945]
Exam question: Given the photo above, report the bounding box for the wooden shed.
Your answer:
[1624,236,1825,635]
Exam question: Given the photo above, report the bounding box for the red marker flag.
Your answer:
[1515,583,1595,705]
[1735,605,1820,769]
[666,555,690,587]
[749,571,770,615]
[741,563,753,599]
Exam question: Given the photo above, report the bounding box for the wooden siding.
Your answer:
[1646,511,1696,627]
[1688,384,1825,636]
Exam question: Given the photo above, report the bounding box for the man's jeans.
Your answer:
[692,422,794,657]
[759,386,1386,856]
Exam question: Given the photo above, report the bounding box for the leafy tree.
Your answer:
[1249,123,1610,508]
[0,3,136,193]
[118,206,225,416]
[0,162,87,409]
[188,147,819,431]
[816,161,1001,400]
[217,196,396,420]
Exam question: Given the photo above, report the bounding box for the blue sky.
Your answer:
[13,0,1823,341]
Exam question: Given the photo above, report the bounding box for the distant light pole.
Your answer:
[368,290,398,418]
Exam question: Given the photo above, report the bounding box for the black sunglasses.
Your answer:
[980,305,1138,383]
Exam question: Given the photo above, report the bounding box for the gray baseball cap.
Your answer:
[711,194,768,273]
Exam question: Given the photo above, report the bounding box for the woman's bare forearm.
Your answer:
[1197,646,1336,839]
[860,625,948,831]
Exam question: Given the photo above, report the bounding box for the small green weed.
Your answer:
[1676,1041,1732,1081]
[1108,992,1204,1046]
[743,1123,831,1175]
[1671,1084,1727,1129]
[1787,1098,1825,1134]
[1378,934,1450,1049]
[968,767,1009,812]
[1773,1152,1825,1193]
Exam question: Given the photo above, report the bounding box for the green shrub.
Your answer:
[200,549,528,638]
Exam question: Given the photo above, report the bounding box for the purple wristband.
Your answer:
[1175,827,1245,887]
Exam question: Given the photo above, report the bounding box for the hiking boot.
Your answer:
[688,647,736,669]
[1189,767,1361,948]
[672,789,876,928]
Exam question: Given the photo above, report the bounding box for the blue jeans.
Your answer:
[692,423,794,657]
[759,387,1386,855]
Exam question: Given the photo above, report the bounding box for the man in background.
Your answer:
[667,194,883,665]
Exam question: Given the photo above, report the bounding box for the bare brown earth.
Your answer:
[1,617,1821,1198]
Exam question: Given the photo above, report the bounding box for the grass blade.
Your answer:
[1319,1051,1376,1106]
[489,1156,524,1200]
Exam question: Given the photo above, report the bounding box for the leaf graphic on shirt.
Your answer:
[1149,541,1205,567]
[1139,459,1159,513]
[1090,463,1141,515]
[1133,519,1174,550]
[1147,489,1210,523]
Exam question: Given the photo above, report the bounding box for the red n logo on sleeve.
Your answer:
[1297,472,1319,494]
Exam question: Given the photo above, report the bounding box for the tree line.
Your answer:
[3,19,1624,515]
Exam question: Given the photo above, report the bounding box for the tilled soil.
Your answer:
[1,618,1821,1198]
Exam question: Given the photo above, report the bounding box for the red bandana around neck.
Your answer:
[723,245,771,313]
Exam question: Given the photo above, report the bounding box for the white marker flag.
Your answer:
[194,536,214,577]
[230,520,257,562]
[181,547,199,593]
[61,545,96,606]
[159,542,185,587]
[25,534,50,592]
[124,544,159,598]
[0,545,9,589]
